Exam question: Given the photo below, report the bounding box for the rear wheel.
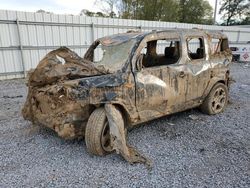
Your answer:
[199,83,228,115]
[85,107,113,156]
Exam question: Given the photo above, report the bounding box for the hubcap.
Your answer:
[211,87,226,113]
[101,121,112,152]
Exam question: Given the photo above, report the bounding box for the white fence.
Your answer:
[0,9,250,80]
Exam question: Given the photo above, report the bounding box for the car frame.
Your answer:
[22,29,232,165]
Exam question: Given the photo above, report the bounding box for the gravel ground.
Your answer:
[0,63,250,188]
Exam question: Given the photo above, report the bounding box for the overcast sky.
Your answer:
[0,0,222,22]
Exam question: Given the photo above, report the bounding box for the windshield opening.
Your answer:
[84,39,136,72]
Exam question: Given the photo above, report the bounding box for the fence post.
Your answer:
[91,22,95,43]
[16,19,26,78]
[237,30,240,42]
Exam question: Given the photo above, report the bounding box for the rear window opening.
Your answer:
[211,38,229,55]
[211,38,221,54]
[221,39,229,51]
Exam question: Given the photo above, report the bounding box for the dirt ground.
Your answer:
[0,63,250,187]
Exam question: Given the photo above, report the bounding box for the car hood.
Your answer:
[27,47,110,87]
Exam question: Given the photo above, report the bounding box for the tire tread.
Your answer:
[199,83,228,115]
[85,107,106,156]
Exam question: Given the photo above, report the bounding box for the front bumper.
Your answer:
[22,83,90,139]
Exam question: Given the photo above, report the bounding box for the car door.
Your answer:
[132,33,188,121]
[135,66,168,120]
[183,35,211,102]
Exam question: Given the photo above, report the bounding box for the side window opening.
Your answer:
[140,38,181,68]
[187,37,205,60]
[211,38,221,54]
[211,38,229,55]
[221,39,229,51]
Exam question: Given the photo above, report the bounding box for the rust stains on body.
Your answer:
[22,29,232,165]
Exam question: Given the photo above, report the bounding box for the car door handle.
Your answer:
[179,71,185,78]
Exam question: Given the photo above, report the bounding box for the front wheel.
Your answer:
[199,83,228,115]
[85,107,113,156]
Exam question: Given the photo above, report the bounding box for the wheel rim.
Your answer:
[211,87,226,113]
[101,121,112,152]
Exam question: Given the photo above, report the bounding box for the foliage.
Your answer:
[36,9,53,14]
[80,9,109,17]
[119,0,213,24]
[82,0,214,25]
[178,0,213,24]
[219,0,250,25]
[94,0,118,18]
[240,13,250,25]
[119,0,179,22]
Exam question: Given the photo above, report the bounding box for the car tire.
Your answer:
[85,107,113,156]
[199,83,228,115]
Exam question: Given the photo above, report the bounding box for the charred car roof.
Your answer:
[98,29,228,46]
[98,32,143,46]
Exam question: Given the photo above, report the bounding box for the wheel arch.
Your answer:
[202,77,227,100]
[89,102,133,128]
[112,103,131,127]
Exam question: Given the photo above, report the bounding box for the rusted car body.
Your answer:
[22,29,232,165]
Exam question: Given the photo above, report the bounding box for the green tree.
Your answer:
[240,11,250,24]
[95,0,119,18]
[89,0,214,24]
[118,0,141,19]
[36,9,53,14]
[219,0,250,26]
[179,0,213,24]
[138,0,179,21]
[119,0,179,22]
[80,9,108,17]
[80,9,95,16]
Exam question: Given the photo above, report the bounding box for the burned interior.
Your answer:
[22,29,232,166]
[139,38,181,67]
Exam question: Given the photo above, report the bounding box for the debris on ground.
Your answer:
[188,114,199,121]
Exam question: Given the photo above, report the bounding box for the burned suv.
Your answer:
[23,29,232,165]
